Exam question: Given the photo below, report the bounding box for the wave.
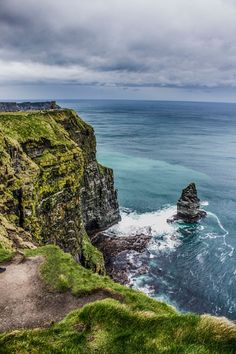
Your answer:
[108,204,234,257]
[109,206,177,237]
[205,211,234,257]
[108,206,182,252]
[107,203,235,318]
[206,211,228,237]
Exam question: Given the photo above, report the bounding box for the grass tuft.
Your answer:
[0,248,13,263]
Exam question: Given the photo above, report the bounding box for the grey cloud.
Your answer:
[0,0,236,89]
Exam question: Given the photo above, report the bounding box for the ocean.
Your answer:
[59,99,236,320]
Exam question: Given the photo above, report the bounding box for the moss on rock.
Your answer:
[0,109,120,272]
[81,233,105,274]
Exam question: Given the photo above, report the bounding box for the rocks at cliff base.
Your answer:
[0,101,60,112]
[92,232,151,259]
[168,182,207,223]
[92,232,151,284]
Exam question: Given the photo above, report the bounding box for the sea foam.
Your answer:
[109,206,177,237]
[108,206,182,252]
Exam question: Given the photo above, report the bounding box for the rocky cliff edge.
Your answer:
[0,108,120,273]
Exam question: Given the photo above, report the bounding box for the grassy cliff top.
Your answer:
[0,245,235,354]
[0,109,92,146]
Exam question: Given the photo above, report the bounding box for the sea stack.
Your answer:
[168,183,207,223]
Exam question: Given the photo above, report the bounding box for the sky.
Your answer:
[0,0,236,102]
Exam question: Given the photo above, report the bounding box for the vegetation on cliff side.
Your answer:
[0,245,235,354]
[0,109,119,272]
[0,109,235,353]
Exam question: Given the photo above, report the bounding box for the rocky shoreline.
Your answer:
[94,182,207,284]
[92,232,151,284]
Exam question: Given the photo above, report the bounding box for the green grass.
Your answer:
[25,245,176,314]
[81,233,105,274]
[0,111,72,145]
[0,245,235,354]
[25,245,112,294]
[0,248,13,263]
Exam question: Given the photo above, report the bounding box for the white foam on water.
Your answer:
[109,206,234,259]
[109,203,235,314]
[148,233,182,253]
[109,206,177,237]
[205,211,234,257]
[196,253,204,264]
[201,200,209,206]
[207,211,229,237]
[108,206,182,253]
[131,275,155,295]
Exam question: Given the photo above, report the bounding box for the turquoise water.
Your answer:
[59,99,236,319]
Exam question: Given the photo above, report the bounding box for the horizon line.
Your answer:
[1,98,236,105]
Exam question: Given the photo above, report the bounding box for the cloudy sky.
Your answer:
[0,0,236,102]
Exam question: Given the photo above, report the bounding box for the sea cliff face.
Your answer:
[0,109,120,272]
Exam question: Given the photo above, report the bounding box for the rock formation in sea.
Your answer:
[0,105,120,273]
[168,182,207,223]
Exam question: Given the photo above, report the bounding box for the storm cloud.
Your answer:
[0,0,236,90]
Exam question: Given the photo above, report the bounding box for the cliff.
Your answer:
[0,109,120,272]
[0,101,60,112]
[0,108,235,353]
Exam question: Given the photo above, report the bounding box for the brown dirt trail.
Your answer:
[0,256,113,332]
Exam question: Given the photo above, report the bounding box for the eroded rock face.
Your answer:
[169,183,206,223]
[53,110,120,233]
[0,108,120,272]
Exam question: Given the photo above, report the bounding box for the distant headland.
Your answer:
[0,101,60,112]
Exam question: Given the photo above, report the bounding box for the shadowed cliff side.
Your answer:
[0,108,120,272]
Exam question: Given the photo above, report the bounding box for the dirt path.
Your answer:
[0,255,115,332]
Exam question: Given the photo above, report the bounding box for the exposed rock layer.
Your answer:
[0,108,120,272]
[169,183,206,223]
